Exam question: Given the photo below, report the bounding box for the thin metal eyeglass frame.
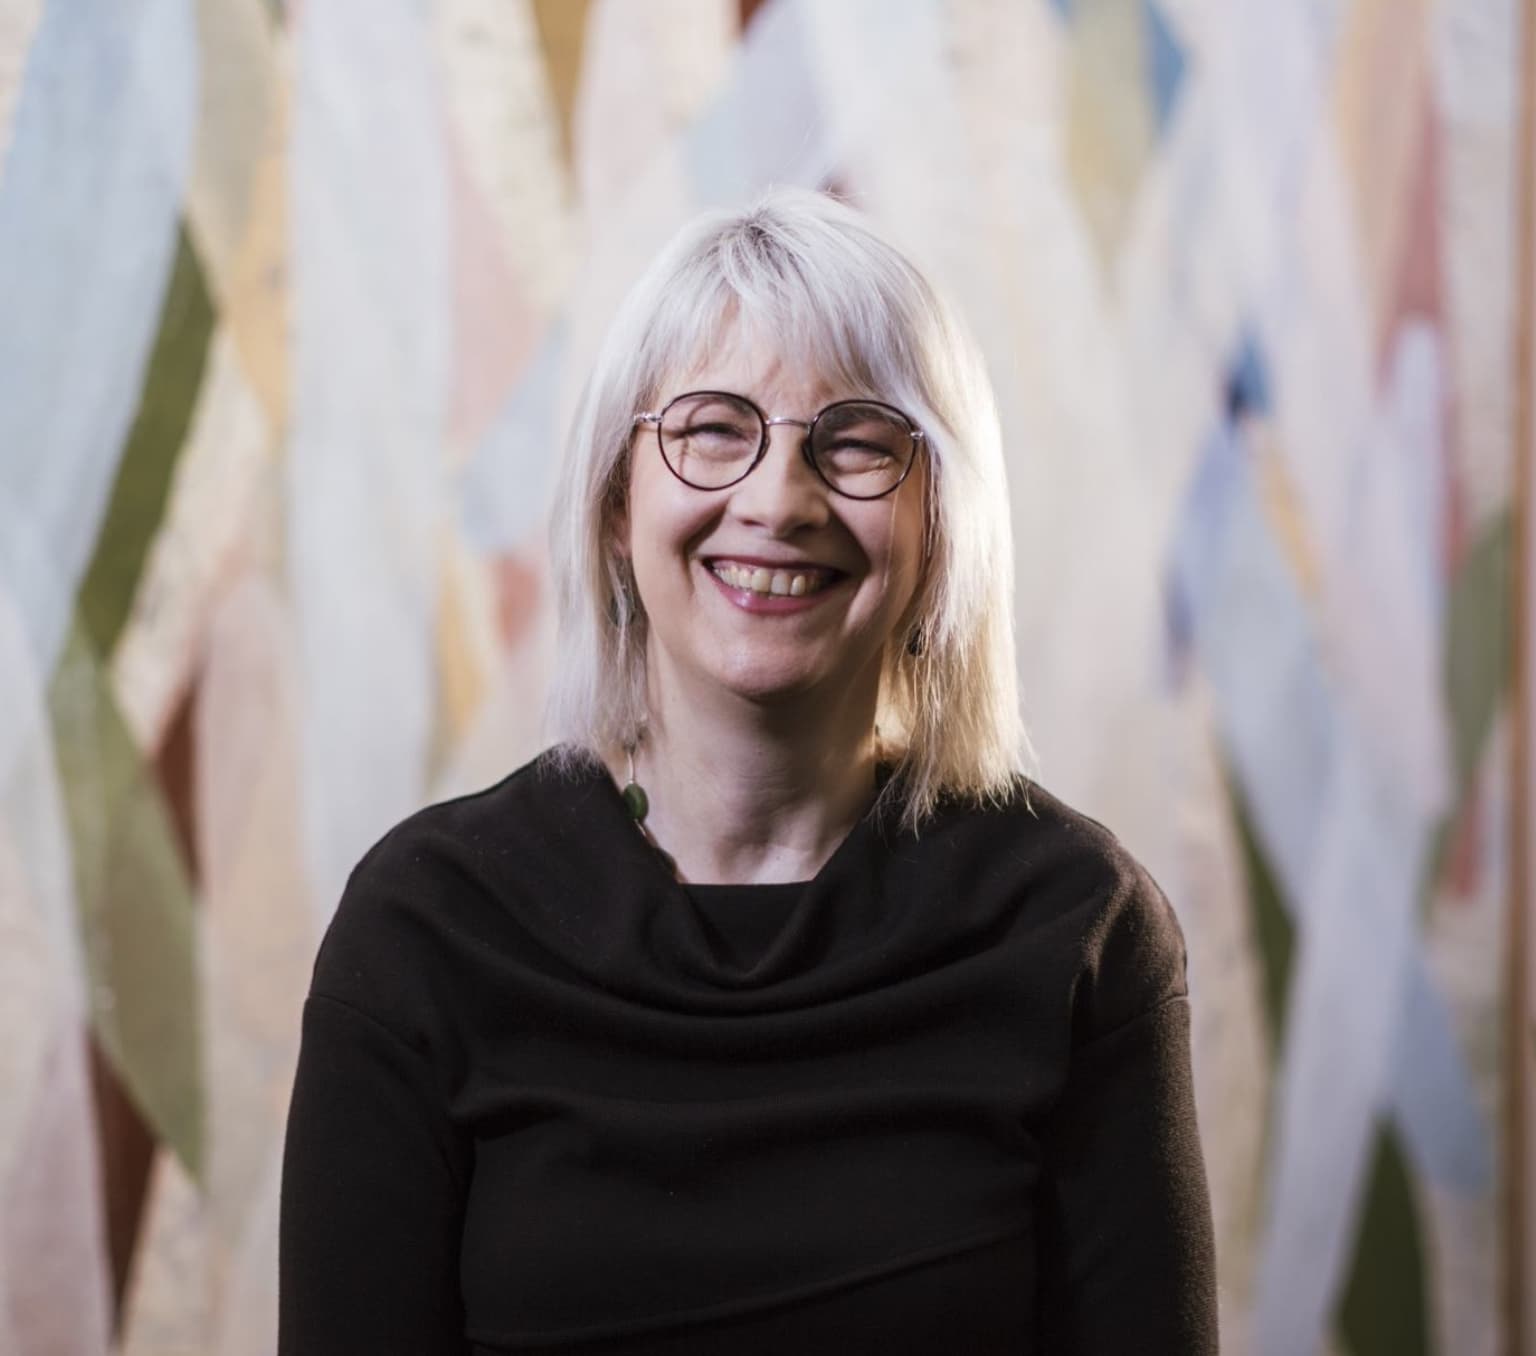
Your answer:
[631,390,925,501]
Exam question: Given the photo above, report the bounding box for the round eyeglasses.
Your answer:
[632,390,925,501]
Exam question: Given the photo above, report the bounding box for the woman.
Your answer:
[279,189,1217,1354]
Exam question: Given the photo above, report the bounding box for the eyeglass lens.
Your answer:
[657,392,915,498]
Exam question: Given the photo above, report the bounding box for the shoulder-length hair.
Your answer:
[545,187,1031,831]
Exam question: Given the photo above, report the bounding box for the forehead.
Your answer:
[664,320,864,409]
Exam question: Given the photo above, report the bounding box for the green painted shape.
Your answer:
[50,619,204,1180]
[1223,766,1291,1223]
[1414,509,1513,915]
[1336,1125,1431,1356]
[78,222,214,659]
[1225,767,1294,1053]
[1213,517,1505,1356]
[1319,511,1511,1352]
[1444,510,1511,791]
[1319,521,1487,1352]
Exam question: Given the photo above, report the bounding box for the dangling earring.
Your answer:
[619,738,678,878]
[620,741,649,821]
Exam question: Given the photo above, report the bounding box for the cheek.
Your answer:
[867,496,926,590]
[625,471,717,582]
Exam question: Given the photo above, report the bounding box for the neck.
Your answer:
[614,656,884,885]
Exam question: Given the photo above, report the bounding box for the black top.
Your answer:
[278,753,1217,1355]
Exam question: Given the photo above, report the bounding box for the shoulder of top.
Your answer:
[936,775,1132,862]
[342,746,597,887]
[934,777,1173,923]
[971,783,1189,1025]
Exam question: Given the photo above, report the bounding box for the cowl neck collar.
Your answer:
[511,756,911,1006]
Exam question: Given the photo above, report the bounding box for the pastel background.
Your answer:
[0,1,1531,1353]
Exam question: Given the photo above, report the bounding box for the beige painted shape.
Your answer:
[1442,125,1518,528]
[442,136,544,458]
[1252,419,1325,606]
[1432,0,1519,531]
[0,0,41,183]
[0,578,90,1078]
[120,1150,211,1356]
[646,0,737,137]
[435,0,580,315]
[1173,688,1274,1356]
[0,1016,112,1356]
[112,326,274,754]
[943,0,1062,185]
[431,550,556,803]
[0,813,59,1198]
[186,0,277,295]
[221,49,291,434]
[196,574,315,1253]
[1330,0,1430,347]
[432,527,502,763]
[1064,0,1154,267]
[212,1139,283,1356]
[530,0,590,163]
[572,0,734,226]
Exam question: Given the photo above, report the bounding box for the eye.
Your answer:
[824,436,898,456]
[683,421,756,439]
[809,403,915,492]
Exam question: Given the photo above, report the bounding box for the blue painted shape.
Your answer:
[1167,326,1491,1191]
[1167,371,1491,1351]
[0,0,199,676]
[1143,0,1186,135]
[683,0,829,205]
[1049,0,1075,20]
[1225,326,1271,419]
[1388,970,1493,1190]
[461,319,567,552]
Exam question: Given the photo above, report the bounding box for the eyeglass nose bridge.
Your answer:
[758,414,819,474]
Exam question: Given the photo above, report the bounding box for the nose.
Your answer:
[727,421,829,532]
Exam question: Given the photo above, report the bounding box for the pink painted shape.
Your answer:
[446,136,541,452]
[2,1016,113,1356]
[1376,89,1468,572]
[1445,779,1484,901]
[493,551,542,651]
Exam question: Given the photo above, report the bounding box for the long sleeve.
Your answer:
[1034,992,1218,1354]
[278,992,471,1356]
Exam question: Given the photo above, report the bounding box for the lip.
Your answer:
[701,554,845,573]
[700,560,846,614]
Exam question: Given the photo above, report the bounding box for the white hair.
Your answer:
[545,188,1031,830]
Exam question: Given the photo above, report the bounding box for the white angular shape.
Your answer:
[292,0,450,922]
[0,0,199,677]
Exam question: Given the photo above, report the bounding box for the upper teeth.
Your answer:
[711,563,829,597]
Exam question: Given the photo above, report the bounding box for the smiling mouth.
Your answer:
[708,562,841,597]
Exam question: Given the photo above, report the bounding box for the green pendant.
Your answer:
[621,780,649,821]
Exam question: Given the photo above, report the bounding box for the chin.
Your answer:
[711,661,825,705]
[691,640,837,701]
